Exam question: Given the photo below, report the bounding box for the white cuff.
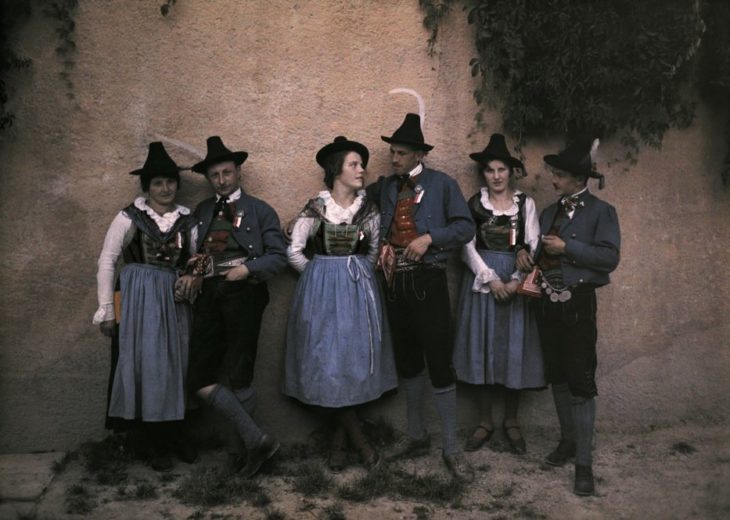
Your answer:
[93,303,114,324]
[472,269,500,294]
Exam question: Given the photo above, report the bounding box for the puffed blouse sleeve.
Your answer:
[93,211,135,324]
[287,216,318,273]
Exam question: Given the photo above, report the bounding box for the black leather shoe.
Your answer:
[544,439,576,467]
[241,434,280,478]
[574,464,595,496]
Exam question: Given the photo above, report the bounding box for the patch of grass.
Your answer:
[671,441,697,455]
[115,480,158,500]
[173,466,265,507]
[159,472,179,483]
[52,450,77,474]
[321,502,347,520]
[265,509,286,520]
[391,469,465,503]
[475,463,491,473]
[336,466,392,502]
[413,505,431,519]
[81,434,136,485]
[519,504,547,519]
[65,483,95,514]
[298,500,316,512]
[187,511,205,520]
[493,482,515,498]
[291,460,333,495]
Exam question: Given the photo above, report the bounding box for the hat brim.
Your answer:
[192,151,248,174]
[544,154,593,177]
[469,152,523,171]
[316,140,370,168]
[129,166,181,177]
[381,136,434,152]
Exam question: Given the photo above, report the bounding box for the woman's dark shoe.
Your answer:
[465,424,494,452]
[328,449,348,472]
[503,423,526,455]
[544,439,576,467]
[574,464,595,496]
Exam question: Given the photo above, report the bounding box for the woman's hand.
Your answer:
[488,280,511,302]
[99,320,115,337]
[515,249,534,273]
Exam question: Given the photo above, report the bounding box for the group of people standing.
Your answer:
[94,113,620,497]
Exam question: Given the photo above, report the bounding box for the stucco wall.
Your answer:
[0,1,728,453]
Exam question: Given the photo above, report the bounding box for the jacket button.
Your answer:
[248,244,253,249]
[571,233,576,238]
[579,278,584,283]
[246,227,251,232]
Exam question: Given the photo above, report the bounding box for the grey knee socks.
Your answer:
[572,396,596,466]
[402,372,428,439]
[234,386,257,417]
[207,385,262,448]
[552,383,576,442]
[433,384,459,456]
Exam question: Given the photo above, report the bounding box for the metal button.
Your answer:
[579,278,584,283]
[571,233,576,238]
[248,244,253,249]
[207,237,213,242]
[246,227,251,232]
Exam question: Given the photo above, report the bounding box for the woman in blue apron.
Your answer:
[93,142,195,470]
[283,136,397,471]
[453,134,545,454]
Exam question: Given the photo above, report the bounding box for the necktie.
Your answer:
[216,196,232,221]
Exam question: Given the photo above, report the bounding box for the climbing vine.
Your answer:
[420,0,730,182]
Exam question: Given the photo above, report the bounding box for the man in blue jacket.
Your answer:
[176,136,287,478]
[518,137,620,496]
[367,114,475,481]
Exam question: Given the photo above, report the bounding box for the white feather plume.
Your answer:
[388,88,426,127]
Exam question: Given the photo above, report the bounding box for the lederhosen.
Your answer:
[535,206,598,398]
[187,198,269,392]
[384,176,455,388]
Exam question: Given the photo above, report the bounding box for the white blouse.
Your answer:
[461,189,540,294]
[92,197,192,324]
[287,190,380,273]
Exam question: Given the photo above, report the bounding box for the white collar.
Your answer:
[563,186,589,201]
[134,197,190,233]
[407,163,424,178]
[479,188,522,216]
[216,188,242,202]
[318,190,365,224]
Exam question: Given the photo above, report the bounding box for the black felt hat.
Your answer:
[192,136,248,174]
[316,136,369,168]
[129,141,180,179]
[381,113,434,151]
[469,134,524,171]
[544,137,605,188]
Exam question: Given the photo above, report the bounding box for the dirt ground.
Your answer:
[28,422,730,519]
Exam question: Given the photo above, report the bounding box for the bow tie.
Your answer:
[560,194,581,214]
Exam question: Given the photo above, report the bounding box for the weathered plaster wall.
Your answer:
[0,1,728,453]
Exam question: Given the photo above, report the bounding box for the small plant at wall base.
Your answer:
[0,0,33,130]
[420,0,730,183]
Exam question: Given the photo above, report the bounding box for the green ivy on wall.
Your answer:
[420,0,730,183]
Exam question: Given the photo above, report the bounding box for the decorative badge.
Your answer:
[233,210,245,230]
[414,184,425,204]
